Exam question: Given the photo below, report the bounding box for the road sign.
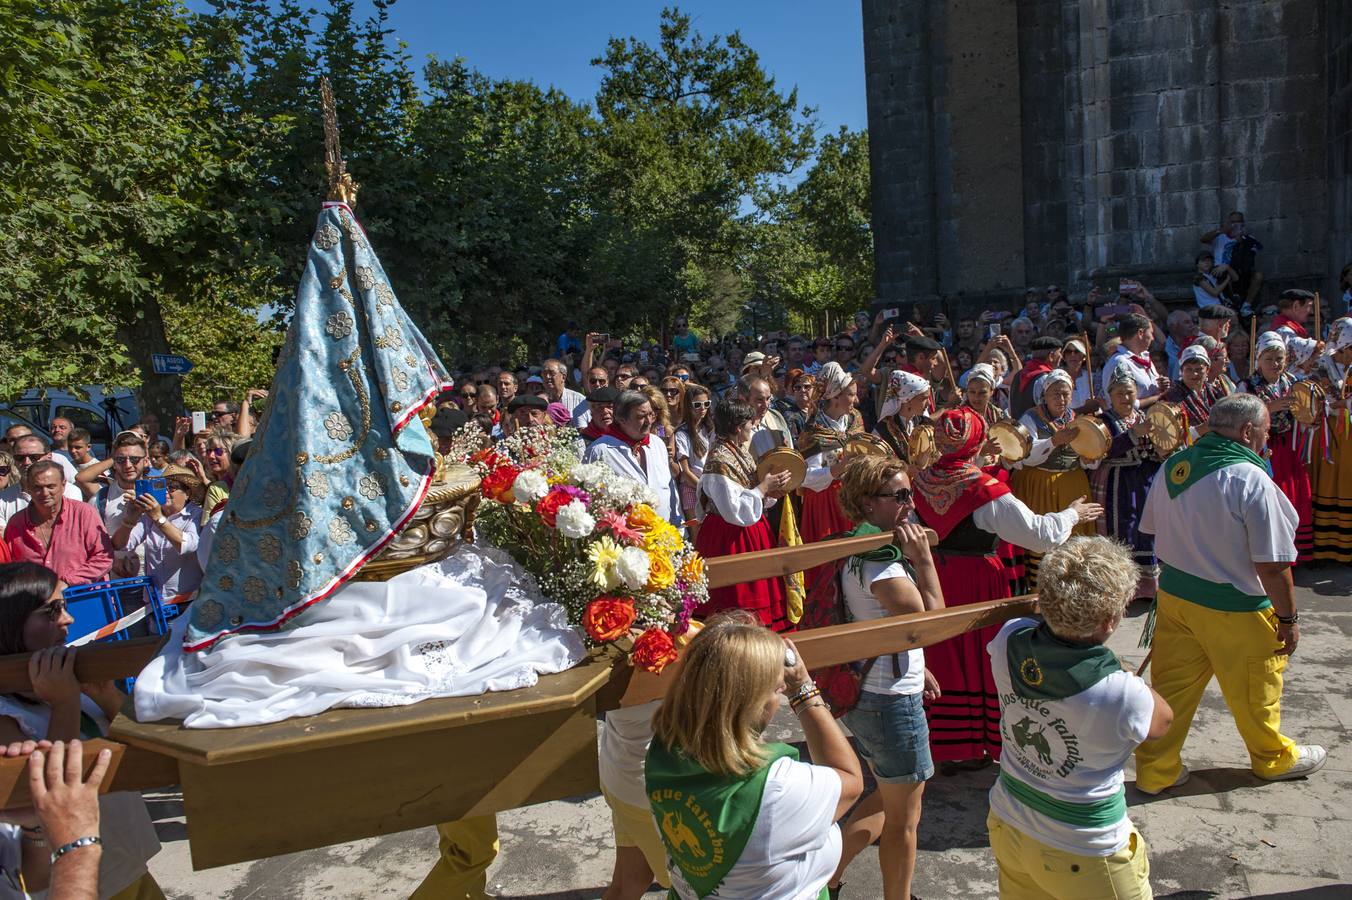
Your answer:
[152,354,194,375]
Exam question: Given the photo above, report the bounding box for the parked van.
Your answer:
[1,387,140,458]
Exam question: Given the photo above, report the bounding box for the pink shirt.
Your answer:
[4,498,114,586]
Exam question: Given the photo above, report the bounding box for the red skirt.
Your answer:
[694,511,790,632]
[1269,435,1313,562]
[923,551,1009,762]
[799,483,853,604]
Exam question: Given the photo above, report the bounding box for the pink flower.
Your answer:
[597,509,644,545]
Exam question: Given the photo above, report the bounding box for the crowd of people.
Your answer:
[0,235,1346,896]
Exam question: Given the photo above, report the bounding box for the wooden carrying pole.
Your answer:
[705,530,935,589]
[1249,313,1258,376]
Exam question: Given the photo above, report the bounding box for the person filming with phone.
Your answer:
[110,465,206,598]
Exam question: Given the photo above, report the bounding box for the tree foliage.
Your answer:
[0,1,874,411]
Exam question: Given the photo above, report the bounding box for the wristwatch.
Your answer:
[1275,611,1299,625]
[154,515,167,526]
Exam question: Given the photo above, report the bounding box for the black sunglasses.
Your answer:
[874,488,914,505]
[836,344,854,351]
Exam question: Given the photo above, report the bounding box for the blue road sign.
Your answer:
[152,354,194,375]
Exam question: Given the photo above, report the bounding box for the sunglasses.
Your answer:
[662,388,681,397]
[0,466,8,477]
[205,447,227,457]
[675,373,690,381]
[690,401,712,410]
[836,345,854,351]
[588,377,608,385]
[113,455,146,465]
[40,598,67,623]
[13,453,42,463]
[874,488,914,505]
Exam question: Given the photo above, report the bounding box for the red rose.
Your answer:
[535,486,571,527]
[480,464,520,503]
[632,628,678,674]
[583,597,637,643]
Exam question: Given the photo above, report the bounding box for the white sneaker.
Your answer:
[1137,765,1190,796]
[1261,745,1327,781]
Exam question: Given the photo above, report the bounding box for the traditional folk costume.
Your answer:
[1092,367,1163,600]
[964,363,1026,595]
[1009,371,1098,587]
[1241,333,1313,561]
[797,362,865,544]
[1162,345,1229,435]
[693,439,790,631]
[872,369,932,462]
[913,409,1082,764]
[986,618,1156,898]
[1135,433,1304,789]
[1311,319,1352,563]
[646,739,843,899]
[585,424,682,527]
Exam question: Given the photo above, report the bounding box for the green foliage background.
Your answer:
[0,0,874,418]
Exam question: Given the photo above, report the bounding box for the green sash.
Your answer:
[843,522,907,584]
[1005,623,1121,701]
[999,770,1127,828]
[1159,564,1271,612]
[645,740,798,899]
[1163,431,1264,498]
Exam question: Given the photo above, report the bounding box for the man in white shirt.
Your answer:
[1135,394,1325,793]
[540,358,585,420]
[583,390,680,526]
[1100,313,1169,405]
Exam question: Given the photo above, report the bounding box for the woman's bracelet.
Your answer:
[50,836,101,866]
[792,697,827,716]
[786,681,816,705]
[789,687,822,711]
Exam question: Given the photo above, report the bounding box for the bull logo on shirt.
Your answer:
[1012,716,1054,766]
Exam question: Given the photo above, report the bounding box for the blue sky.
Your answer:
[188,1,868,133]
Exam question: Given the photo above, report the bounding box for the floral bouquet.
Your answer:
[449,422,708,673]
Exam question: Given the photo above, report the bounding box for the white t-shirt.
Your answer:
[674,427,710,479]
[987,618,1154,856]
[0,694,161,899]
[599,700,660,808]
[1211,231,1237,266]
[123,503,204,595]
[1193,272,1222,308]
[675,757,841,900]
[840,560,924,695]
[1140,457,1297,597]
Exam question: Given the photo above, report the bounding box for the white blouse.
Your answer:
[697,473,776,526]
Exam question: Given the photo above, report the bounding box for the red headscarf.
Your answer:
[913,408,1010,539]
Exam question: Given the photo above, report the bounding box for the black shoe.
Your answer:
[828,884,843,900]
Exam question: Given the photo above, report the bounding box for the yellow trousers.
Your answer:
[987,811,1151,899]
[1134,591,1299,792]
[108,872,165,900]
[410,816,500,900]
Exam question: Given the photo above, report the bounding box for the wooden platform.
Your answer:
[107,652,620,869]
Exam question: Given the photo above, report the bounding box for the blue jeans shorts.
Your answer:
[842,690,935,784]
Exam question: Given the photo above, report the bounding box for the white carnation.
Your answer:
[571,463,610,490]
[616,546,651,592]
[555,501,596,539]
[513,469,550,505]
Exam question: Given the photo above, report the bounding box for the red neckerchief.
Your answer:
[602,422,651,450]
[913,473,1011,541]
[580,420,606,441]
[1129,353,1152,368]
[1271,314,1308,338]
[1017,359,1052,392]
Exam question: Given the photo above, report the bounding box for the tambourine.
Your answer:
[1068,417,1111,462]
[1290,380,1325,427]
[842,433,893,459]
[907,421,938,469]
[755,447,807,493]
[1145,402,1186,454]
[988,421,1032,464]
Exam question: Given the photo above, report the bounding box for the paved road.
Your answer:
[148,565,1352,899]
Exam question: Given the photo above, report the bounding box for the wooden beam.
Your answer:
[0,636,164,694]
[0,740,181,808]
[706,532,887,588]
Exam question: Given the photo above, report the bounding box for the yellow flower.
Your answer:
[627,504,660,533]
[642,520,683,556]
[586,536,623,590]
[679,552,705,583]
[645,550,675,592]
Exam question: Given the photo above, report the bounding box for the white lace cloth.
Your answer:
[134,544,586,728]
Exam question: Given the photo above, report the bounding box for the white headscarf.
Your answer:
[817,362,853,400]
[1033,369,1074,406]
[1255,331,1287,358]
[1062,338,1087,357]
[962,362,997,389]
[1178,344,1210,368]
[879,369,931,420]
[1287,336,1318,367]
[1328,317,1352,353]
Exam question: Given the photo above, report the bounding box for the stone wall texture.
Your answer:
[864,0,1350,311]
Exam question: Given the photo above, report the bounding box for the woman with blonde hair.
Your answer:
[675,384,714,538]
[647,621,862,899]
[201,428,243,524]
[639,384,680,481]
[660,376,687,425]
[986,537,1172,899]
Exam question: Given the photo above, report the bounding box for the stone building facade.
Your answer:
[863,0,1352,312]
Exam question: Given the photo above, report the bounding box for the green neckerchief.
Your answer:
[1163,431,1264,498]
[645,740,799,899]
[844,522,907,584]
[1005,622,1121,701]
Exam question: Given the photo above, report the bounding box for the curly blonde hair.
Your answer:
[1036,537,1138,640]
[836,455,906,523]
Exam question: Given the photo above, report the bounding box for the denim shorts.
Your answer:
[842,690,935,784]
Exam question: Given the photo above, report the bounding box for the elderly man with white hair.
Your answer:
[583,389,681,527]
[1135,393,1325,794]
